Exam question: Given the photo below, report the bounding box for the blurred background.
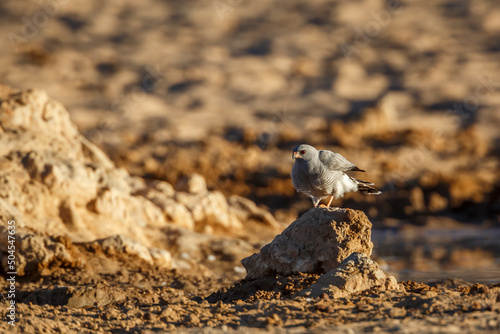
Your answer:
[1,0,499,282]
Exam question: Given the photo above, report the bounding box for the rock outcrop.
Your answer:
[241,208,373,279]
[0,88,278,276]
[240,208,402,298]
[299,252,402,298]
[0,234,85,277]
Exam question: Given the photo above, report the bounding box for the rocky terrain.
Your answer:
[0,87,280,279]
[0,87,498,332]
[0,0,499,226]
[1,0,500,332]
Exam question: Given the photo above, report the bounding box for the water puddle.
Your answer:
[372,228,500,284]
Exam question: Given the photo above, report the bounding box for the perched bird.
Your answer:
[291,144,381,207]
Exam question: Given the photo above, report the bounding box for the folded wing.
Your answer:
[318,150,365,172]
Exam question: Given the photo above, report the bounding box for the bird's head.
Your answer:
[292,144,317,161]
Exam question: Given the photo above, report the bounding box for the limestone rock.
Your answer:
[175,173,207,194]
[134,184,195,230]
[0,87,277,276]
[228,195,279,228]
[300,252,403,298]
[0,231,85,276]
[94,235,172,268]
[0,88,274,231]
[149,248,173,268]
[0,230,174,275]
[0,89,168,246]
[96,235,155,265]
[162,224,254,274]
[241,208,373,279]
[161,198,196,230]
[175,191,243,233]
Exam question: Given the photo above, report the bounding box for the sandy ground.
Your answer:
[1,248,499,333]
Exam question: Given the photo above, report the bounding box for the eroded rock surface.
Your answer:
[0,88,278,276]
[0,232,85,277]
[242,208,373,279]
[300,252,402,298]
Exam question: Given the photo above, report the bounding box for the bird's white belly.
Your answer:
[330,173,358,198]
[292,160,358,200]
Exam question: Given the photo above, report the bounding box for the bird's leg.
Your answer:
[326,196,334,208]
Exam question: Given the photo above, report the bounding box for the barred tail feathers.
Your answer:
[352,178,381,195]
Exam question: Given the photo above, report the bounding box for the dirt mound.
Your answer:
[207,273,320,303]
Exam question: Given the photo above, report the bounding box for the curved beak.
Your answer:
[293,151,301,159]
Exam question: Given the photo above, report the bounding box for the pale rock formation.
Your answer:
[175,191,243,234]
[0,88,278,276]
[175,173,208,195]
[0,231,174,275]
[0,233,85,276]
[95,234,173,268]
[299,252,403,298]
[228,195,280,229]
[242,208,373,279]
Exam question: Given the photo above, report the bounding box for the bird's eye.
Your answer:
[300,150,306,154]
